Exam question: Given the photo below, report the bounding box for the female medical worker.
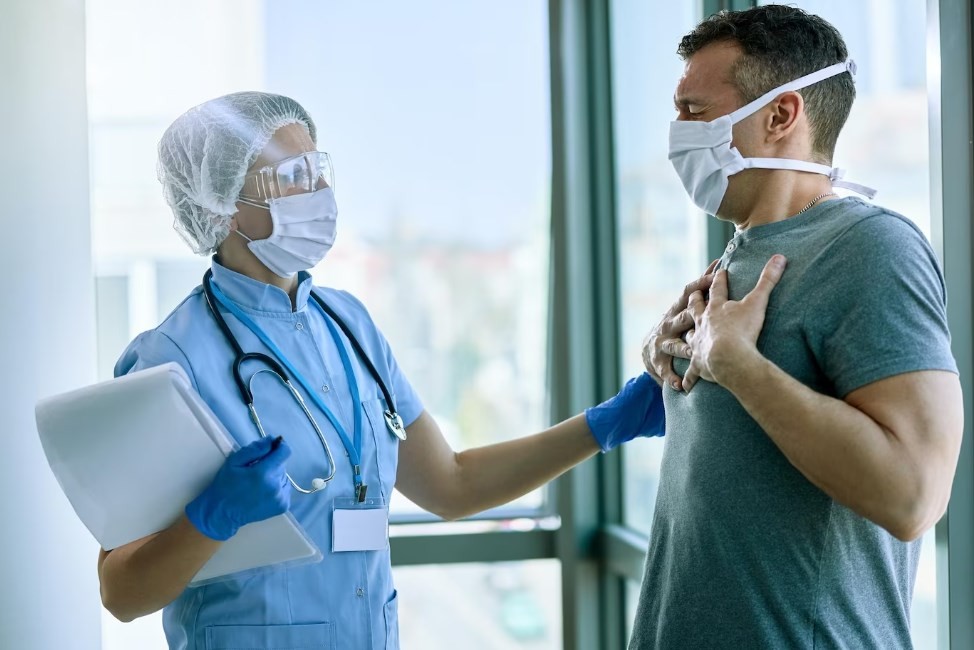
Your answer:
[97,92,666,650]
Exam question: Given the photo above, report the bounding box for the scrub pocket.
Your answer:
[204,623,333,650]
[384,590,400,650]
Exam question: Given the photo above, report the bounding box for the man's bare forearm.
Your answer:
[719,349,949,541]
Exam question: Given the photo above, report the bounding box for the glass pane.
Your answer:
[393,560,561,649]
[757,0,930,235]
[610,0,706,537]
[283,2,551,516]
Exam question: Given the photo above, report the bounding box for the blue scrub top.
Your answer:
[116,260,424,650]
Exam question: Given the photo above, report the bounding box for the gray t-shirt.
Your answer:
[629,197,957,649]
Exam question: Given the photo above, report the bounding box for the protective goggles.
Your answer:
[239,151,334,207]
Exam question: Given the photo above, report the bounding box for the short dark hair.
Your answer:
[678,4,854,163]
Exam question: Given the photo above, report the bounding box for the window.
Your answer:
[88,2,551,648]
[609,0,706,538]
[394,561,561,649]
[757,0,931,235]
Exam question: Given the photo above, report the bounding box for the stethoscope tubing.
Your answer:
[246,368,338,493]
[202,269,399,414]
[201,269,403,494]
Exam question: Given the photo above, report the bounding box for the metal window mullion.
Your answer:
[549,0,622,647]
[390,529,556,567]
[389,506,552,527]
[547,0,597,643]
[602,524,652,582]
[584,0,628,645]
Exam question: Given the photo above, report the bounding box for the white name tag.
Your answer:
[333,507,389,552]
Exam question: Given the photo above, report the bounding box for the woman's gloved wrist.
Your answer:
[584,372,666,453]
[184,436,293,541]
[185,490,240,541]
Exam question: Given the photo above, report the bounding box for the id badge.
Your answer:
[332,497,388,553]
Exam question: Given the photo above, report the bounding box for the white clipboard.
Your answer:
[35,362,320,585]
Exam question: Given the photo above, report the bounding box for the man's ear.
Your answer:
[766,91,803,143]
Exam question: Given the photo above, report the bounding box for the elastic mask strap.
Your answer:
[743,158,836,175]
[728,60,857,124]
[742,158,878,199]
[237,196,270,210]
[234,229,254,243]
[829,168,878,199]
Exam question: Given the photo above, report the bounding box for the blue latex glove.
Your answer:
[185,436,292,541]
[584,373,665,452]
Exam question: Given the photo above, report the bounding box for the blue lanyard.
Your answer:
[209,282,366,495]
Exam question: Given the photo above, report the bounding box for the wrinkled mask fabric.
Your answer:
[239,188,339,278]
[669,60,876,215]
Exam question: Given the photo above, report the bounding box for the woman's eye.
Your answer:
[289,166,309,188]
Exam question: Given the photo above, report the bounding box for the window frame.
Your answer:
[930,1,974,648]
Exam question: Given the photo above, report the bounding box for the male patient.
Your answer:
[634,5,963,649]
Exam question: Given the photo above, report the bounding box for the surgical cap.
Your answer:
[157,91,318,255]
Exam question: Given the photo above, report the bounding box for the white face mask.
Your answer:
[668,59,876,216]
[237,187,339,278]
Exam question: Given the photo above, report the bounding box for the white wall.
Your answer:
[0,0,102,648]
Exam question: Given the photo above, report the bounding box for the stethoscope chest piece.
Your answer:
[384,410,407,441]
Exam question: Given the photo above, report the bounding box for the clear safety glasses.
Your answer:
[239,151,335,207]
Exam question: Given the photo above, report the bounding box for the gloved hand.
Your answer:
[584,373,665,453]
[185,436,292,541]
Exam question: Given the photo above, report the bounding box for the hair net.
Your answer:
[157,91,318,255]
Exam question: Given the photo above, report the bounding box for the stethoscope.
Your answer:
[202,269,407,499]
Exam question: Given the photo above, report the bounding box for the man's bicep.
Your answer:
[845,370,963,468]
[809,218,954,396]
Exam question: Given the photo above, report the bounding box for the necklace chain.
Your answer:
[797,192,837,215]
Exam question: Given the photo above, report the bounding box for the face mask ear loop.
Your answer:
[233,198,275,243]
[726,59,856,125]
[237,196,271,210]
